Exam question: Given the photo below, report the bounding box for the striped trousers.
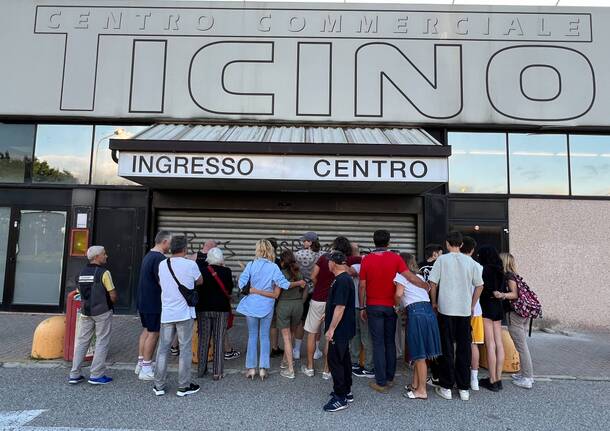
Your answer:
[197,311,229,378]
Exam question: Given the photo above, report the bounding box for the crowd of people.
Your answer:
[67,228,541,411]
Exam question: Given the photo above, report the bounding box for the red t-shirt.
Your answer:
[360,250,408,307]
[312,254,361,302]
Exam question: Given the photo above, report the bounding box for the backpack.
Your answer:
[509,273,542,319]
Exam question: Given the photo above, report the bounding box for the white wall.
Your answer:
[509,198,610,330]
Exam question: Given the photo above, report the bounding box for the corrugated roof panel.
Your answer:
[306,127,347,143]
[223,126,267,142]
[344,128,390,145]
[180,125,230,141]
[265,126,305,143]
[132,124,442,146]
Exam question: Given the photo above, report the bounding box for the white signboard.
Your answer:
[0,1,608,126]
[118,152,448,183]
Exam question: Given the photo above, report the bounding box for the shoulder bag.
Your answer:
[166,258,199,307]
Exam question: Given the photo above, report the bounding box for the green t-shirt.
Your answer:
[279,268,304,301]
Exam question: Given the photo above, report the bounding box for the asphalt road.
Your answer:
[0,366,608,431]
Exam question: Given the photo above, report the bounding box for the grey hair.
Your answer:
[86,246,105,261]
[206,247,224,265]
[154,230,172,245]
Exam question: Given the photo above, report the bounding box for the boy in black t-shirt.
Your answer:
[323,251,356,412]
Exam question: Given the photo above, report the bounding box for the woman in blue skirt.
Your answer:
[394,253,441,400]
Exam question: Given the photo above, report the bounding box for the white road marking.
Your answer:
[0,410,46,427]
[0,410,156,431]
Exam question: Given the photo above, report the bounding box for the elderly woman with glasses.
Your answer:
[237,239,306,380]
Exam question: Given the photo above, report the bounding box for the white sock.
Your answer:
[471,369,478,379]
[294,339,302,351]
[137,356,144,366]
[142,360,153,372]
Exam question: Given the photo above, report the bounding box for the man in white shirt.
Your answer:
[429,231,483,402]
[153,236,203,398]
[460,236,485,391]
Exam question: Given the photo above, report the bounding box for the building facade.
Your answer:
[0,0,608,330]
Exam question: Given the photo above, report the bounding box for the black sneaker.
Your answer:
[170,346,179,356]
[427,376,440,387]
[176,383,200,397]
[153,385,165,396]
[497,380,504,390]
[270,348,284,358]
[353,368,375,378]
[323,395,348,412]
[479,378,500,392]
[330,391,354,403]
[224,349,241,360]
[351,363,361,371]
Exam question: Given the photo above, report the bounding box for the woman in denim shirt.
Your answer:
[237,239,305,380]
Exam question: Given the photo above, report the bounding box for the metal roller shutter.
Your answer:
[156,210,417,276]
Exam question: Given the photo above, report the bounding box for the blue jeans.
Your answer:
[367,305,397,386]
[245,311,273,369]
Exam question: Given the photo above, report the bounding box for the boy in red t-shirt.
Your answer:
[359,230,429,392]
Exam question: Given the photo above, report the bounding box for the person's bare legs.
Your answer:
[483,318,498,382]
[143,331,159,362]
[138,329,147,359]
[281,328,294,372]
[412,360,428,398]
[471,343,479,372]
[306,331,315,370]
[271,327,280,351]
[493,321,505,383]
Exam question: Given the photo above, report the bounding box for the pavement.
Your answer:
[1,312,609,431]
[1,312,609,380]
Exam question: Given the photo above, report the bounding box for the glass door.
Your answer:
[10,210,67,305]
[0,208,10,303]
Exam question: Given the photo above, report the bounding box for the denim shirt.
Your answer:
[236,258,290,318]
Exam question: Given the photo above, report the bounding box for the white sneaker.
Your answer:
[138,368,155,381]
[471,377,479,391]
[134,363,142,375]
[459,390,470,401]
[512,377,533,389]
[435,386,452,400]
[511,373,523,381]
[322,371,332,380]
[313,349,323,360]
[292,348,301,361]
[301,365,315,377]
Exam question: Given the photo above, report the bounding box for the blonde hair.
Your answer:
[399,252,419,273]
[500,252,518,274]
[255,239,275,261]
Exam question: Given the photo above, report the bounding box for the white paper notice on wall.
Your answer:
[76,213,88,228]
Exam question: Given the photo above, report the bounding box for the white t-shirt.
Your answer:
[394,273,429,307]
[351,263,361,309]
[472,260,483,317]
[428,252,484,317]
[158,257,202,323]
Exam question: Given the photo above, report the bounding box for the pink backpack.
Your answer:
[509,273,542,319]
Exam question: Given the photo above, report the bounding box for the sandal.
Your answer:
[403,390,428,400]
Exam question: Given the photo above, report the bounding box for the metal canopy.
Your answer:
[110,123,450,157]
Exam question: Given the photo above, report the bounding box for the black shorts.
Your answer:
[140,312,161,332]
[481,299,505,322]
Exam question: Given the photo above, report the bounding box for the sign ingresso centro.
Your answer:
[0,1,608,126]
[118,153,447,183]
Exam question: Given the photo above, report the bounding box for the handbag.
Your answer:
[207,265,235,329]
[166,258,199,307]
[240,262,252,296]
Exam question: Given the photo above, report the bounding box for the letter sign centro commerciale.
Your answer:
[0,1,606,126]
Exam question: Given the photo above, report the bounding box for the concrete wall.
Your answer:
[509,198,610,330]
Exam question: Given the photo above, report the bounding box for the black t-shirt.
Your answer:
[324,272,356,342]
[418,259,436,282]
[195,264,234,313]
[136,251,165,313]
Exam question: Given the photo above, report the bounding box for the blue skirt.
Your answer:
[406,301,442,361]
